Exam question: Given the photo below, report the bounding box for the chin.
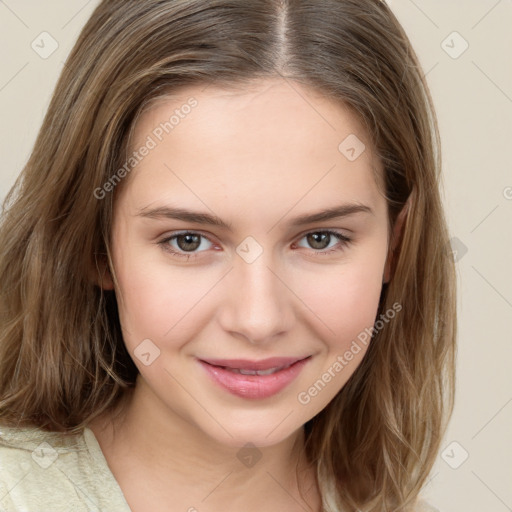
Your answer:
[192,411,306,450]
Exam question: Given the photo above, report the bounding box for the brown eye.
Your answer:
[159,231,214,259]
[175,233,201,252]
[296,230,351,253]
[306,232,331,250]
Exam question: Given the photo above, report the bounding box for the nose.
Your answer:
[216,251,295,345]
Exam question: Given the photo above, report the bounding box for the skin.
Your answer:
[90,77,406,512]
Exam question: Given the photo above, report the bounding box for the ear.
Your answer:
[383,195,411,284]
[90,253,115,290]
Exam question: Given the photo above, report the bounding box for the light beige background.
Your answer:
[1,1,511,511]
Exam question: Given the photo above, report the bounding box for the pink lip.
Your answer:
[197,356,311,399]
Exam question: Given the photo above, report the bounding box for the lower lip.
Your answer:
[198,357,311,399]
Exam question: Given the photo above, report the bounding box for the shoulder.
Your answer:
[0,423,130,512]
[0,423,90,470]
[0,423,89,476]
[0,424,90,511]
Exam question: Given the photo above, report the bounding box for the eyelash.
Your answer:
[157,229,352,260]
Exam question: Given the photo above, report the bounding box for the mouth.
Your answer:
[199,356,311,374]
[197,356,312,399]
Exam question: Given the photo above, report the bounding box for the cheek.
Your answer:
[291,255,386,409]
[116,266,212,345]
[294,251,386,339]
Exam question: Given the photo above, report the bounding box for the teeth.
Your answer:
[223,363,293,376]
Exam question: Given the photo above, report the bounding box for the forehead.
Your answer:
[120,78,385,216]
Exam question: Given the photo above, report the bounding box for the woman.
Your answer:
[0,1,456,510]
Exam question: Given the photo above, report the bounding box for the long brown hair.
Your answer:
[0,1,456,510]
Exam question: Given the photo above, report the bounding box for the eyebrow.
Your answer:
[136,203,373,231]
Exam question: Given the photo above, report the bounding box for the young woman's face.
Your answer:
[109,78,391,448]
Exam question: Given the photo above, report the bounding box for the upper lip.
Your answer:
[199,356,310,371]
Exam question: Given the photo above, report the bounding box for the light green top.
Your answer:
[0,424,131,512]
[0,424,439,512]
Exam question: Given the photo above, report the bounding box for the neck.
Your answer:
[89,376,322,512]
